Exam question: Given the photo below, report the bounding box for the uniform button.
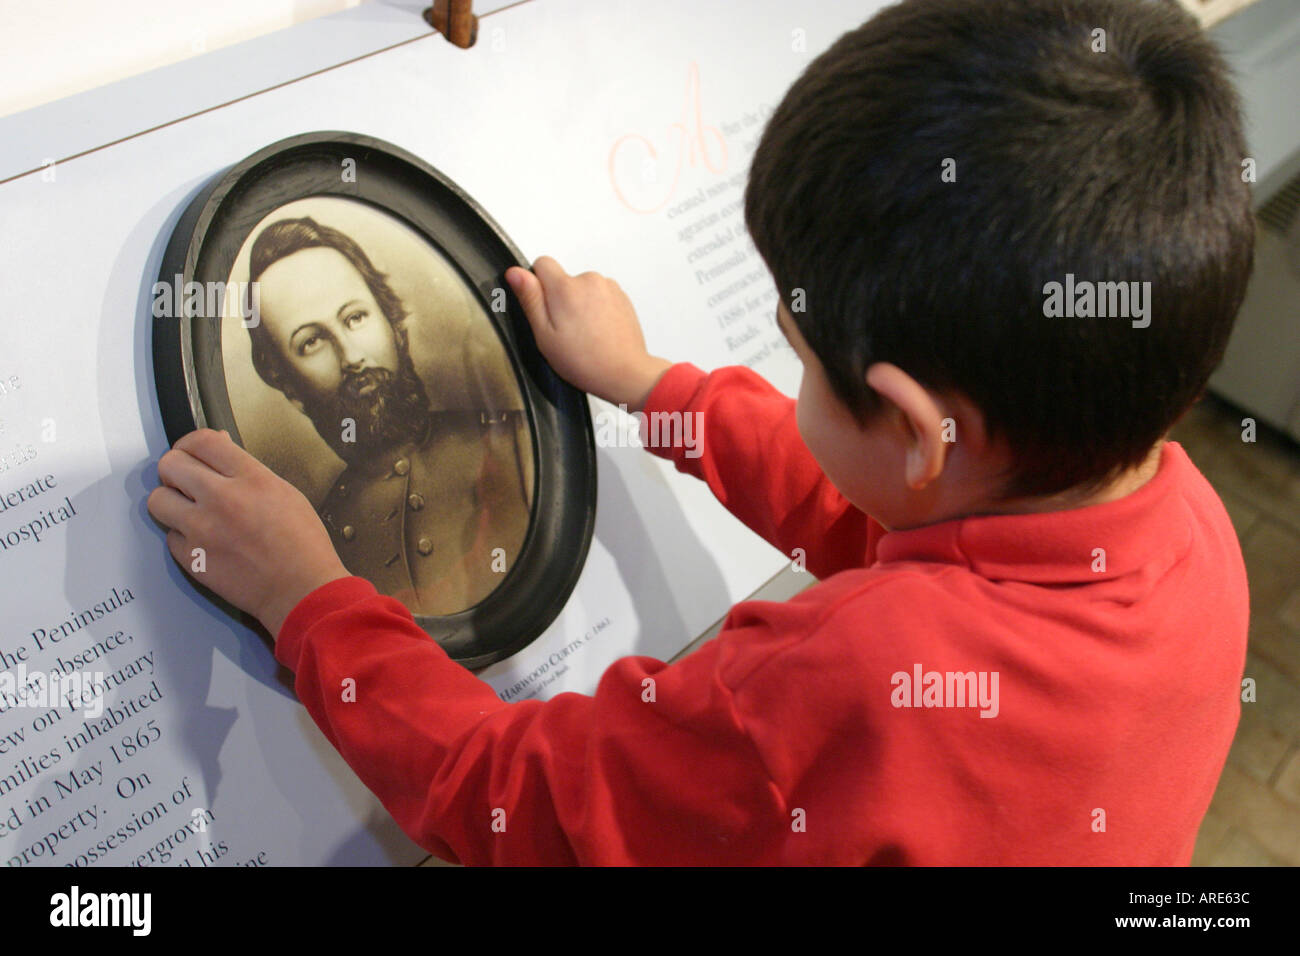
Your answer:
[338,482,348,497]
[393,457,410,476]
[407,493,425,511]
[417,537,434,555]
[342,525,356,542]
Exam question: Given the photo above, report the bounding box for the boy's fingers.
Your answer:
[147,484,195,533]
[508,265,554,332]
[157,447,222,503]
[531,255,569,282]
[165,528,193,571]
[173,428,243,478]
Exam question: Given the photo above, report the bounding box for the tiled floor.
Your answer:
[1172,393,1300,866]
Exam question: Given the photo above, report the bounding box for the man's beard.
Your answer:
[296,349,432,466]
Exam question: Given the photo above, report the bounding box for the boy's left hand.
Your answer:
[146,428,351,641]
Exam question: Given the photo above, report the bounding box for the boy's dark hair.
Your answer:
[745,0,1255,499]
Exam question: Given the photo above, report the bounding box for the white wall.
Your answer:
[0,0,366,116]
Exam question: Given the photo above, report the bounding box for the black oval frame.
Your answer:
[152,131,597,669]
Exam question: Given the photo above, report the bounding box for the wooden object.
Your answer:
[424,0,478,49]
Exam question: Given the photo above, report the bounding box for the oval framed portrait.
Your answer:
[152,131,597,669]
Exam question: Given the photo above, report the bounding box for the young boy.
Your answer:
[147,0,1254,865]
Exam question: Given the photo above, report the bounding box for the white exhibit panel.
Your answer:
[0,2,519,180]
[0,0,884,866]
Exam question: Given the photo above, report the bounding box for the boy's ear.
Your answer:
[864,362,949,490]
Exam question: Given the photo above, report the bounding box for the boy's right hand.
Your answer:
[506,256,674,413]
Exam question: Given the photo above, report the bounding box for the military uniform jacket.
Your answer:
[317,410,532,617]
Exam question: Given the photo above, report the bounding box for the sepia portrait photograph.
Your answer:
[219,196,535,618]
[153,131,596,664]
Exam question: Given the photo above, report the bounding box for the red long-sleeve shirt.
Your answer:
[275,362,1248,865]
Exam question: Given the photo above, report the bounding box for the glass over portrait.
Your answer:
[220,195,536,618]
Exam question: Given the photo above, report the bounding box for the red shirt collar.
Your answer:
[875,441,1194,585]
